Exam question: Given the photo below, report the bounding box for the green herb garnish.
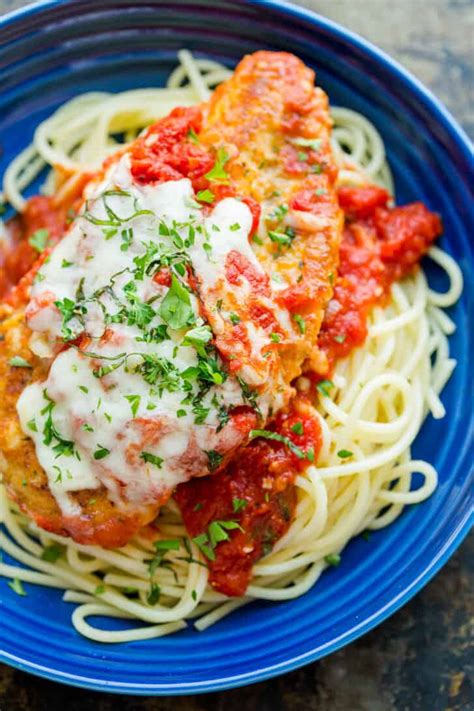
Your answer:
[196,189,215,204]
[159,274,195,330]
[291,137,322,151]
[41,544,62,563]
[204,147,230,183]
[93,446,110,460]
[290,421,304,435]
[187,128,199,144]
[337,449,353,459]
[140,451,164,468]
[232,498,248,513]
[206,449,223,472]
[124,394,141,418]
[250,429,306,460]
[28,228,50,253]
[293,314,306,334]
[317,379,334,397]
[8,356,32,368]
[7,578,26,596]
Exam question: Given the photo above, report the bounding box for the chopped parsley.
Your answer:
[325,553,341,567]
[8,356,32,368]
[196,189,215,203]
[192,533,215,561]
[41,391,77,459]
[192,519,242,561]
[140,452,164,468]
[269,204,288,221]
[120,227,133,252]
[147,539,181,598]
[317,379,334,397]
[187,127,199,144]
[28,228,50,253]
[124,394,141,418]
[337,449,353,459]
[293,314,306,334]
[232,498,248,513]
[290,421,304,435]
[136,354,183,392]
[54,296,84,341]
[270,332,281,343]
[237,377,261,416]
[250,429,307,460]
[268,229,293,246]
[147,583,161,605]
[229,313,240,325]
[154,539,180,552]
[93,446,110,460]
[204,147,230,183]
[334,334,346,343]
[291,137,322,151]
[206,449,223,472]
[7,578,26,596]
[190,355,227,386]
[182,324,212,356]
[159,274,195,330]
[41,544,63,563]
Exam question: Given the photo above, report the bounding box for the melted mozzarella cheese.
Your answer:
[18,156,294,516]
[189,198,254,289]
[189,199,292,390]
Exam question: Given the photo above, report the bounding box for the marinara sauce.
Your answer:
[0,197,68,302]
[316,185,441,371]
[175,399,322,596]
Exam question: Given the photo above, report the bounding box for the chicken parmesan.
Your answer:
[0,50,462,642]
[0,51,341,547]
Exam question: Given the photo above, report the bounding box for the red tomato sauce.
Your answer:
[317,185,441,371]
[129,106,261,235]
[175,400,322,596]
[0,196,68,302]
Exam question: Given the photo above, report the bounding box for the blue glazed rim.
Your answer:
[0,0,473,695]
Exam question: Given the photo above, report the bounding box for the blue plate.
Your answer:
[0,0,473,696]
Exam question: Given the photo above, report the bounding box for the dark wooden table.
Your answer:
[0,1,472,709]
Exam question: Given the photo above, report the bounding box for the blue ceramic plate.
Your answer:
[0,0,472,696]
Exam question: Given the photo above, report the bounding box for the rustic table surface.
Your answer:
[0,1,472,709]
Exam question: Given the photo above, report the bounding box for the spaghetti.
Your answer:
[0,51,463,642]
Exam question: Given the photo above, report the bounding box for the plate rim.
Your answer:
[0,0,473,695]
